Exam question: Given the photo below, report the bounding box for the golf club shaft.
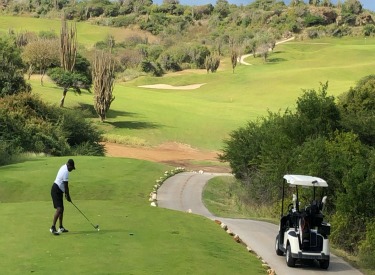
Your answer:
[71,202,97,229]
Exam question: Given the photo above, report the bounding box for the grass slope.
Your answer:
[0,16,157,47]
[0,157,264,274]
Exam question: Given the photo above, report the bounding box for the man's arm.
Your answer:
[64,181,72,202]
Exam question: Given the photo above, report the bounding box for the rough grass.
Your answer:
[0,16,157,47]
[0,157,265,274]
[203,176,278,222]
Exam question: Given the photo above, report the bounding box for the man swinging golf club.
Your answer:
[50,159,75,235]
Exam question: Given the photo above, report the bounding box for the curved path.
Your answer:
[157,172,363,275]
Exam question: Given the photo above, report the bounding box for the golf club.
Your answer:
[71,201,100,231]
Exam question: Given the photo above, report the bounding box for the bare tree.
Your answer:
[204,53,220,73]
[231,50,237,73]
[59,19,77,107]
[22,38,60,84]
[257,43,270,62]
[92,51,115,122]
[60,20,77,72]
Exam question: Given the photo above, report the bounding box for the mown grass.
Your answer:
[0,157,265,274]
[30,36,375,151]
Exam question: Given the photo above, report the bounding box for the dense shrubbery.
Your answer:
[0,93,104,163]
[220,77,375,264]
[0,37,31,97]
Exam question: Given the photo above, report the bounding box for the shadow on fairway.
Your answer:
[106,121,160,130]
[77,103,136,119]
[0,158,46,168]
[267,57,287,63]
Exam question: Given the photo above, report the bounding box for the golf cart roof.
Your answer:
[283,174,328,187]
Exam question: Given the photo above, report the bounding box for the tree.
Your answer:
[21,38,60,84]
[338,75,375,146]
[92,51,115,122]
[257,43,269,62]
[204,53,220,73]
[47,67,90,104]
[0,36,31,97]
[214,0,230,19]
[295,82,341,139]
[230,50,237,73]
[309,0,320,6]
[59,19,77,107]
[342,0,362,15]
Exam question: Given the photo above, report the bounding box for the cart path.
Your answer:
[157,172,363,275]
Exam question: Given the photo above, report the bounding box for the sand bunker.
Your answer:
[138,83,206,90]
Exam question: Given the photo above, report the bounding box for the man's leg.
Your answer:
[59,210,64,228]
[53,207,62,228]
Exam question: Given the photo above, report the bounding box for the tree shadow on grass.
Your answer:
[77,103,137,119]
[267,57,287,63]
[104,121,160,130]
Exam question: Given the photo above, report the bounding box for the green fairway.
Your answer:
[30,36,375,151]
[0,157,264,274]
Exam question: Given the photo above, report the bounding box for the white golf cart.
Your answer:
[275,174,331,269]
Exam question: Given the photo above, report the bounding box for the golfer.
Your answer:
[50,159,75,235]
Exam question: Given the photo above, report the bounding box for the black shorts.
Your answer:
[51,183,64,210]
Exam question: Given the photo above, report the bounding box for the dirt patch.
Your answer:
[104,142,231,173]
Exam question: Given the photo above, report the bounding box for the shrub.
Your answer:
[0,93,104,157]
[363,24,375,36]
[59,108,105,155]
[359,219,375,269]
[0,141,21,166]
[112,14,137,27]
[139,60,164,76]
[304,14,326,27]
[0,93,69,155]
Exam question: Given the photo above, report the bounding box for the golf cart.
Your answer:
[275,174,331,269]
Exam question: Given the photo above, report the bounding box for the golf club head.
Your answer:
[94,224,99,230]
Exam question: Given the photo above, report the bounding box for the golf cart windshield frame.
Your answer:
[281,174,328,216]
[283,175,328,188]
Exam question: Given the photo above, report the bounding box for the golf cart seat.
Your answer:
[280,214,292,230]
[305,200,324,228]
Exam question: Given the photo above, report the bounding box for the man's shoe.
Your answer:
[59,226,69,233]
[50,226,60,235]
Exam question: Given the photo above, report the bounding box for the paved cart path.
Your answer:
[157,172,363,275]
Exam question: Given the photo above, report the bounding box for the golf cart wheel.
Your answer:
[286,244,296,267]
[319,259,330,269]
[275,235,283,256]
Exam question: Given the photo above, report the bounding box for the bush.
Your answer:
[359,219,375,269]
[0,141,21,166]
[0,93,104,157]
[139,60,164,76]
[0,36,31,97]
[57,108,104,156]
[363,24,375,36]
[0,93,70,155]
[112,14,137,27]
[304,14,326,27]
